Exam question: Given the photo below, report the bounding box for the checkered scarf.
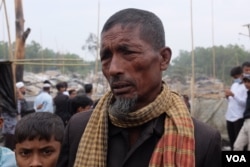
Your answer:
[74,84,195,167]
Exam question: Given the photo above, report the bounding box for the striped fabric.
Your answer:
[74,83,195,167]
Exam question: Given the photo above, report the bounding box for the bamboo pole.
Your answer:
[2,0,13,60]
[94,0,100,95]
[14,62,90,66]
[12,58,86,61]
[190,0,195,113]
[95,0,100,77]
[211,0,216,79]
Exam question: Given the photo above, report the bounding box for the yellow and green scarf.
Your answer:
[74,84,195,167]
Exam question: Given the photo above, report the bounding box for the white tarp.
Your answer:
[192,97,228,140]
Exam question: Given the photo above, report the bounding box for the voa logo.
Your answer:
[226,155,247,163]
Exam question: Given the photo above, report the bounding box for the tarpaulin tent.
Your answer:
[0,60,17,117]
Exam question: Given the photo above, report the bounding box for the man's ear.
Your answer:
[160,47,172,70]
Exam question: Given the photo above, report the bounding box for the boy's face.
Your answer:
[15,137,61,167]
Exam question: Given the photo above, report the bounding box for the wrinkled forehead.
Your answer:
[101,24,147,47]
[101,23,141,37]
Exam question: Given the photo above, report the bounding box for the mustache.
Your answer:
[109,76,121,84]
[109,76,135,86]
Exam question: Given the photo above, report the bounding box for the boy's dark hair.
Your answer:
[69,89,76,95]
[230,66,242,77]
[62,81,68,89]
[14,112,64,145]
[56,82,65,91]
[84,84,93,93]
[43,80,51,84]
[71,95,93,114]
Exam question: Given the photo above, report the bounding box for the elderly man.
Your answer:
[57,8,221,167]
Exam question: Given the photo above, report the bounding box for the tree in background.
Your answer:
[1,40,250,85]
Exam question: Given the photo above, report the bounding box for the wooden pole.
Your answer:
[95,0,100,77]
[190,0,195,113]
[12,58,86,61]
[14,62,90,66]
[15,0,30,82]
[94,0,100,95]
[2,0,13,60]
[211,0,216,79]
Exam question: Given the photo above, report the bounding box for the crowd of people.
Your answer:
[1,80,94,151]
[224,61,250,151]
[20,80,94,124]
[0,8,224,167]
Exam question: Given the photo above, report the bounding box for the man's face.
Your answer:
[242,66,250,90]
[59,86,66,92]
[19,87,26,95]
[243,79,250,89]
[69,91,77,99]
[15,137,61,167]
[100,24,170,111]
[243,66,250,74]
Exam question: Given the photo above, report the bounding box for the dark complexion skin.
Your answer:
[100,24,171,146]
[100,24,171,112]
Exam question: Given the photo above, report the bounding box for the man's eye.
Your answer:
[122,50,134,55]
[101,50,112,61]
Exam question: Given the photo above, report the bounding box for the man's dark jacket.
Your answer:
[54,92,70,125]
[57,110,221,167]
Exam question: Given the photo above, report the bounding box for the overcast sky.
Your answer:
[1,0,250,61]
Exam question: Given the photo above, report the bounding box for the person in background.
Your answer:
[68,89,77,99]
[63,82,69,96]
[67,89,77,118]
[76,88,85,96]
[224,65,246,150]
[234,73,250,150]
[54,82,70,126]
[58,8,221,167]
[1,93,18,151]
[16,82,38,118]
[14,112,64,167]
[33,83,54,113]
[233,62,250,151]
[84,83,93,99]
[70,95,93,115]
[16,81,26,118]
[0,114,17,167]
[39,80,53,95]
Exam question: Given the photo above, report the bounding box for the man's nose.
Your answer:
[108,55,124,76]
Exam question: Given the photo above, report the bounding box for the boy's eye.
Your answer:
[19,150,31,157]
[41,148,54,156]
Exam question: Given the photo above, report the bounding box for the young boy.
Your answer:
[0,115,17,167]
[14,112,64,167]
